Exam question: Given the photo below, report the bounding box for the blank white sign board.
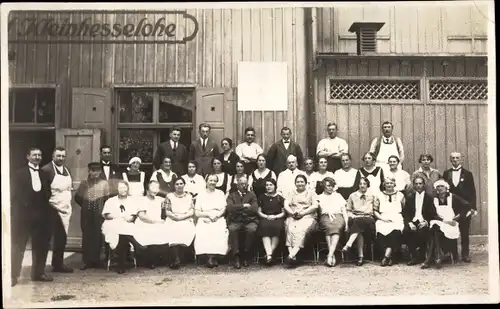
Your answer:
[237,61,288,111]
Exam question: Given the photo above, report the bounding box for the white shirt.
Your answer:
[182,174,206,197]
[170,140,178,150]
[316,137,348,157]
[282,139,291,150]
[102,161,111,180]
[309,171,335,192]
[384,168,411,191]
[276,168,307,199]
[235,142,263,161]
[200,137,208,148]
[413,191,425,223]
[333,168,358,188]
[28,162,42,192]
[452,165,462,187]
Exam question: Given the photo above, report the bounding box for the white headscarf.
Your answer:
[127,157,142,171]
[433,179,450,191]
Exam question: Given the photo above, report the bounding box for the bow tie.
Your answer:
[102,162,110,166]
[29,166,39,171]
[360,194,366,200]
[120,205,126,212]
[283,140,290,144]
[383,138,393,144]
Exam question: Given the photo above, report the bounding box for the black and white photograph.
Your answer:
[1,1,498,307]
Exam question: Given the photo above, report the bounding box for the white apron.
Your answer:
[101,196,138,249]
[165,193,196,246]
[123,172,145,197]
[430,196,460,239]
[134,196,170,246]
[375,192,404,236]
[194,190,229,255]
[49,165,73,234]
[376,141,400,166]
[366,171,383,196]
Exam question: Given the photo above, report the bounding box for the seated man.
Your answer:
[226,175,259,269]
[402,176,434,265]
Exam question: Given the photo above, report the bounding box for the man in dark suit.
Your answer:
[99,145,121,197]
[10,147,54,286]
[153,127,188,176]
[402,176,436,265]
[443,152,477,263]
[266,127,304,176]
[189,123,220,177]
[41,147,74,273]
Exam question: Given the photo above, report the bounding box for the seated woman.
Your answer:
[209,157,231,196]
[249,154,277,199]
[122,157,146,198]
[342,177,379,266]
[163,177,196,270]
[101,180,144,274]
[384,155,411,196]
[151,157,178,198]
[182,161,206,203]
[257,178,285,265]
[354,152,385,196]
[229,160,249,194]
[374,177,405,267]
[283,174,318,268]
[317,177,348,267]
[423,179,470,269]
[194,174,229,268]
[134,180,170,269]
[309,157,335,195]
[333,153,358,200]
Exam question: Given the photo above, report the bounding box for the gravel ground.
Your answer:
[6,244,491,306]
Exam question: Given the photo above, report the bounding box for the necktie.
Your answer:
[173,142,177,150]
[202,139,206,150]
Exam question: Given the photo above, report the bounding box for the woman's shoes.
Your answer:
[388,257,393,266]
[355,257,364,266]
[381,257,389,267]
[324,255,336,267]
[265,255,273,266]
[342,245,351,253]
[284,256,297,269]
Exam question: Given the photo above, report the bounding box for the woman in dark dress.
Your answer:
[257,178,285,265]
[208,157,230,195]
[150,157,178,198]
[219,138,240,176]
[229,160,248,194]
[249,154,277,198]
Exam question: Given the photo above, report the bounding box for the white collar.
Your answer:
[415,191,425,196]
[452,165,462,170]
[28,162,39,170]
[418,167,436,173]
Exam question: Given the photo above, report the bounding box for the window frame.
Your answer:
[8,84,61,130]
[326,76,423,105]
[427,77,488,105]
[112,86,196,165]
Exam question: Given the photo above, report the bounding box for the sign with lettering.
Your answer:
[8,10,199,44]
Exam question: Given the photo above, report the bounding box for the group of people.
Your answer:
[10,121,478,285]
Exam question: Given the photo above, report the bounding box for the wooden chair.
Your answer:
[105,242,137,271]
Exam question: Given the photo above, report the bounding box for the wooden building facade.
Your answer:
[7,3,490,247]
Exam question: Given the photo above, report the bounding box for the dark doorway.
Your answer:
[9,130,56,176]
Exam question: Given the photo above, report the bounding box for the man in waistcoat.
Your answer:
[266,127,304,176]
[369,121,405,171]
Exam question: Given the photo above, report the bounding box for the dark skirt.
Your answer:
[434,228,458,255]
[259,217,285,237]
[377,230,402,250]
[349,216,375,234]
[320,214,345,235]
[337,187,355,201]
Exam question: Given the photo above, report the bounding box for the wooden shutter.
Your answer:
[195,88,236,144]
[71,88,112,144]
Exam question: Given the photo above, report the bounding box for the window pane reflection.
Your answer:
[159,91,193,123]
[14,90,36,123]
[119,92,154,123]
[119,129,155,163]
[36,89,55,123]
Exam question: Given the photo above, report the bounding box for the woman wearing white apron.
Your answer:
[423,179,471,269]
[354,152,385,196]
[122,157,146,199]
[194,174,229,268]
[151,157,178,198]
[164,177,196,270]
[42,154,74,273]
[374,177,405,267]
[182,161,206,203]
[135,180,170,269]
[101,180,143,274]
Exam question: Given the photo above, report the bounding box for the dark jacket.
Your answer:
[219,151,240,176]
[98,161,121,197]
[153,140,189,176]
[266,140,304,176]
[226,190,259,225]
[402,191,438,224]
[74,178,110,212]
[443,167,477,210]
[189,137,221,177]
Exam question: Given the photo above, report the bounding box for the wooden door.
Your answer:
[56,128,101,250]
[195,88,236,144]
[71,88,112,145]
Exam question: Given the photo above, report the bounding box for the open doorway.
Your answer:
[9,130,56,176]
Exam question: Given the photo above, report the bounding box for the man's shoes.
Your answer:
[462,256,472,263]
[32,273,54,282]
[52,265,74,273]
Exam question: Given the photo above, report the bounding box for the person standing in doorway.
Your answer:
[99,145,121,197]
[369,121,405,171]
[153,127,189,176]
[267,127,305,177]
[11,147,53,286]
[443,152,477,263]
[189,123,221,177]
[41,147,74,273]
[235,127,264,176]
[316,122,349,173]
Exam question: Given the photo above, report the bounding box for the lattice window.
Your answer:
[429,81,487,100]
[329,79,420,100]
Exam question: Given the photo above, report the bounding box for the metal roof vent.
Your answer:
[348,22,385,55]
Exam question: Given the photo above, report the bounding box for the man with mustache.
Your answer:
[369,121,405,171]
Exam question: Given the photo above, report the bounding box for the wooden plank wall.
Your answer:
[316,2,489,54]
[315,58,488,235]
[7,8,308,155]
